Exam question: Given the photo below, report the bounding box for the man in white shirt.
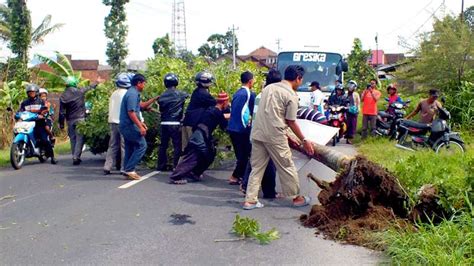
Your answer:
[310,81,324,113]
[103,73,132,175]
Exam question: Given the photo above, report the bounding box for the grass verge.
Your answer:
[356,133,473,264]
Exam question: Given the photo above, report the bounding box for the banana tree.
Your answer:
[35,51,89,91]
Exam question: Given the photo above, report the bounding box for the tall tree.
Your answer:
[0,2,63,81]
[464,5,474,31]
[401,15,474,89]
[6,0,31,81]
[152,34,175,57]
[197,30,238,60]
[345,38,376,87]
[103,0,129,73]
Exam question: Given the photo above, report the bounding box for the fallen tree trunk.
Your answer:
[289,141,446,247]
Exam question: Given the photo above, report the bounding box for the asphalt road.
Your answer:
[0,143,382,265]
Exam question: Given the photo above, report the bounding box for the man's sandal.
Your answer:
[169,179,187,185]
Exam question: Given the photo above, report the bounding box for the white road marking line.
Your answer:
[118,171,161,189]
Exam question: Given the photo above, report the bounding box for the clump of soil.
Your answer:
[300,155,411,249]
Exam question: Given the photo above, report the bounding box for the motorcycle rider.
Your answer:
[19,84,57,164]
[181,71,217,152]
[328,84,348,106]
[156,73,189,171]
[38,88,55,145]
[405,89,442,124]
[345,80,360,144]
[386,84,402,115]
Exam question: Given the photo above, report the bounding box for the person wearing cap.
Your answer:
[169,92,230,185]
[405,89,442,124]
[243,65,315,210]
[310,81,325,113]
[103,73,132,175]
[360,79,382,139]
[227,71,256,185]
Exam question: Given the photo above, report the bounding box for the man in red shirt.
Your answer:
[360,79,381,138]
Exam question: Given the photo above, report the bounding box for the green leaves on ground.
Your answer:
[231,214,280,245]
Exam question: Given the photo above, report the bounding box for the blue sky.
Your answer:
[1,0,472,64]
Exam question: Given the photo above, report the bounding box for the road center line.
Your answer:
[118,171,161,189]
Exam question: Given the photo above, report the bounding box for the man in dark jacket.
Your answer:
[169,92,230,185]
[181,71,217,152]
[156,73,188,171]
[59,76,97,165]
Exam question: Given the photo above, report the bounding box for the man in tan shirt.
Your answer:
[243,65,315,210]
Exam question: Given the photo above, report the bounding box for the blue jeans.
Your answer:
[121,127,147,173]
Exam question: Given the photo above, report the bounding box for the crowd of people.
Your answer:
[17,65,443,210]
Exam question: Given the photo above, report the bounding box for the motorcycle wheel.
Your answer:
[435,140,465,155]
[10,141,26,170]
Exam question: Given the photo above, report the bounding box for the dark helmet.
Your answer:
[195,71,214,88]
[335,84,344,91]
[26,83,39,95]
[164,73,179,88]
[387,83,397,92]
[115,72,132,88]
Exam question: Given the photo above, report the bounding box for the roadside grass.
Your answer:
[0,141,71,168]
[356,133,473,264]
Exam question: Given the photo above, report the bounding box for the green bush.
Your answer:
[445,81,474,130]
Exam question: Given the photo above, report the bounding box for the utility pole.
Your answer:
[230,24,239,69]
[375,33,379,67]
[461,0,464,20]
[276,38,281,52]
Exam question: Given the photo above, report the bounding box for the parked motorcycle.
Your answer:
[395,105,465,154]
[10,111,50,169]
[327,105,347,146]
[375,99,410,139]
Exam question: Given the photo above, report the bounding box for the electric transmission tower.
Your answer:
[171,0,187,52]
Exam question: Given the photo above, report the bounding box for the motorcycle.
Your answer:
[327,105,347,146]
[10,111,50,169]
[395,104,465,154]
[375,99,410,139]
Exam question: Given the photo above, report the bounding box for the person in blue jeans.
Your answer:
[119,74,156,180]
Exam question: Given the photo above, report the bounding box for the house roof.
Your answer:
[70,60,99,71]
[384,53,406,65]
[248,46,277,59]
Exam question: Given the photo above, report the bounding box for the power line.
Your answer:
[408,1,444,39]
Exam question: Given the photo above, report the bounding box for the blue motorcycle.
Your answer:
[10,111,49,169]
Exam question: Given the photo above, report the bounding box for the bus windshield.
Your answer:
[277,52,343,92]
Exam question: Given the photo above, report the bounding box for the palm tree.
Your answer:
[0,3,64,45]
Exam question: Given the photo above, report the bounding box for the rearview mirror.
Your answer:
[341,60,348,72]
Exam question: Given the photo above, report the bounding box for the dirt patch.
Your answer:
[300,156,412,249]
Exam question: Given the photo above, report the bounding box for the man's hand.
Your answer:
[287,135,301,147]
[139,125,146,136]
[223,113,230,120]
[303,139,314,156]
[142,122,148,131]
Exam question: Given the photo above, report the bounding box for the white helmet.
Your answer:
[39,88,48,95]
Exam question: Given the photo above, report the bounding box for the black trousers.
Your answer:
[157,125,182,170]
[229,131,251,180]
[169,148,214,181]
[34,123,54,158]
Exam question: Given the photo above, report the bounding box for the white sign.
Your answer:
[292,53,327,62]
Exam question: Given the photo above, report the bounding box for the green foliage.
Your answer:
[6,0,31,81]
[103,0,129,74]
[464,5,474,31]
[400,15,473,90]
[231,215,280,245]
[198,30,238,60]
[345,38,376,87]
[76,83,112,154]
[444,81,474,129]
[0,80,25,148]
[384,211,473,265]
[35,51,88,91]
[152,34,175,57]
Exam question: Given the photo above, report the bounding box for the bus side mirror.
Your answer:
[341,60,348,72]
[335,65,342,75]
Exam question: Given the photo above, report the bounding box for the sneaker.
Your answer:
[125,172,140,180]
[73,158,82,165]
[103,170,111,175]
[50,158,58,165]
